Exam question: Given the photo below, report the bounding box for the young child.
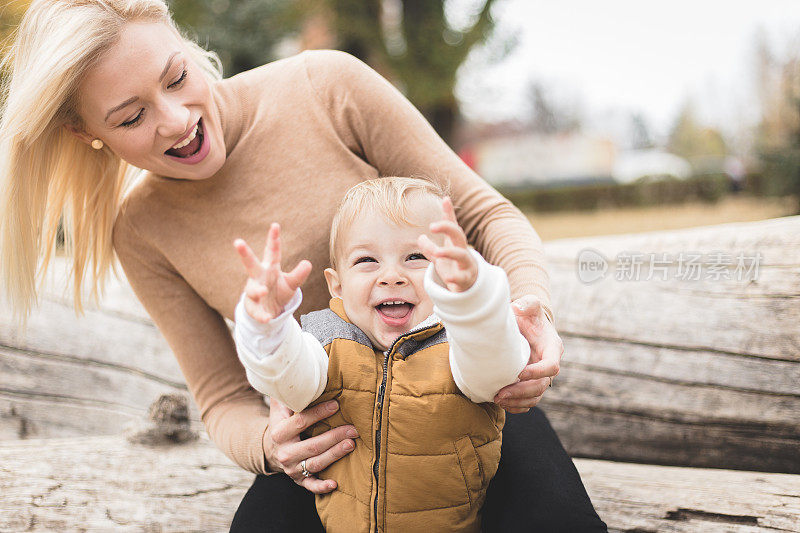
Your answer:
[233,177,529,532]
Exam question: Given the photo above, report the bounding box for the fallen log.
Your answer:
[574,458,800,532]
[0,435,252,532]
[0,261,192,440]
[1,435,797,532]
[538,215,800,473]
[1,217,799,473]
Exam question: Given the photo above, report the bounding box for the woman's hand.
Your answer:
[494,295,564,414]
[418,197,478,293]
[234,223,312,322]
[263,399,358,494]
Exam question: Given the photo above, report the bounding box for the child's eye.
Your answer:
[120,109,144,128]
[354,256,377,265]
[168,68,188,89]
[407,253,428,261]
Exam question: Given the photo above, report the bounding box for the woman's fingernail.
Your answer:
[343,440,354,451]
[347,428,358,438]
[326,401,338,412]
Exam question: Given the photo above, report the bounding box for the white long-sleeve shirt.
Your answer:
[234,250,529,413]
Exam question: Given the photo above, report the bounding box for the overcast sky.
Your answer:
[456,0,800,142]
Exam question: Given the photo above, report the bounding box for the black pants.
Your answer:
[230,408,608,532]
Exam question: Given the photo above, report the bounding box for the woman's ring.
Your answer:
[300,459,311,478]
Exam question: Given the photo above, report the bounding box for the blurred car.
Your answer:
[612,149,692,184]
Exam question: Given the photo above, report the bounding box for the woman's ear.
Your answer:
[63,124,94,145]
[324,268,342,299]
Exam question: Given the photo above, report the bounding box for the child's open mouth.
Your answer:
[376,300,414,326]
[164,118,210,164]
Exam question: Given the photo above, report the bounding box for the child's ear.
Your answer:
[324,268,343,299]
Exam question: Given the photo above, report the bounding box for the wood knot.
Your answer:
[126,393,198,445]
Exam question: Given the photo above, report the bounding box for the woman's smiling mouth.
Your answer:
[170,123,198,151]
[165,118,210,164]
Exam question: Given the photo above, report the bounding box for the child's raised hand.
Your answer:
[234,223,312,323]
[417,197,478,293]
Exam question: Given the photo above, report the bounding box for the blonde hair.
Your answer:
[329,177,447,269]
[0,0,222,321]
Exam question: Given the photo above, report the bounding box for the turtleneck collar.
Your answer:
[212,75,248,157]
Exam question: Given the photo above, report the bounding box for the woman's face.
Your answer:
[73,22,226,180]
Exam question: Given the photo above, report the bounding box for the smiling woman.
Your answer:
[0,0,222,316]
[69,23,226,178]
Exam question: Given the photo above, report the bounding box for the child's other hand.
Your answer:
[234,223,312,323]
[418,197,478,293]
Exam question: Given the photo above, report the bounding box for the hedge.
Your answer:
[498,174,730,213]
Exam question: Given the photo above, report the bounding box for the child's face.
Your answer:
[324,195,443,351]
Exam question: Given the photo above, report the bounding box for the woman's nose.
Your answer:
[156,100,191,140]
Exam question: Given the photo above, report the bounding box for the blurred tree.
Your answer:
[1,1,295,76]
[302,0,505,144]
[526,81,580,135]
[168,0,300,75]
[0,0,29,59]
[630,113,654,150]
[667,100,727,161]
[2,1,505,146]
[528,83,557,134]
[754,32,800,209]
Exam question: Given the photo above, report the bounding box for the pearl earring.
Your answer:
[91,139,104,150]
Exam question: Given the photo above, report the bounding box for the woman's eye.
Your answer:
[408,253,428,261]
[354,256,377,265]
[120,110,144,128]
[167,68,188,89]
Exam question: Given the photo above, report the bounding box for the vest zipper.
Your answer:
[371,320,442,532]
[373,349,390,532]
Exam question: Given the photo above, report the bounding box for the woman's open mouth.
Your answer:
[165,118,210,164]
[376,300,415,327]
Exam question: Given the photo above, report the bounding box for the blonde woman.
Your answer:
[0,1,606,531]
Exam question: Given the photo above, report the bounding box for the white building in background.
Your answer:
[462,133,617,188]
[460,133,694,188]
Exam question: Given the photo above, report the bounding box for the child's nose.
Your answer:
[378,267,406,286]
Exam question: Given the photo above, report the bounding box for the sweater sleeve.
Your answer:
[113,209,271,474]
[233,289,328,413]
[425,250,529,403]
[302,50,553,322]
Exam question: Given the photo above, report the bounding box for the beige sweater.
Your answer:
[113,50,551,474]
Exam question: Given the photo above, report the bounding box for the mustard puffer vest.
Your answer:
[300,298,505,533]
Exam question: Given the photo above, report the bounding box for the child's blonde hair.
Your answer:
[0,0,222,321]
[329,177,448,269]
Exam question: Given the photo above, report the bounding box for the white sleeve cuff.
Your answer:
[424,249,508,323]
[233,288,328,412]
[424,249,528,403]
[234,288,302,359]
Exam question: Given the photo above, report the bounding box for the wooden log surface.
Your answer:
[1,216,799,472]
[0,262,194,440]
[537,215,800,473]
[1,435,798,532]
[0,435,252,532]
[574,458,800,532]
